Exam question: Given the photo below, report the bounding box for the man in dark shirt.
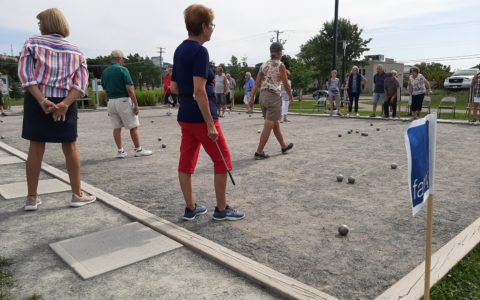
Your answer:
[371,65,387,117]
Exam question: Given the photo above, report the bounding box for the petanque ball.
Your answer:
[249,115,252,118]
[257,130,261,133]
[338,224,349,236]
[161,144,167,149]
[151,120,154,123]
[361,132,368,136]
[158,138,162,141]
[370,123,373,126]
[336,174,344,182]
[347,131,352,134]
[338,134,342,137]
[355,130,359,134]
[376,128,380,131]
[391,163,398,169]
[0,136,4,139]
[347,176,355,184]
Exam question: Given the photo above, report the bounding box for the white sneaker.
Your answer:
[134,148,153,157]
[346,114,350,117]
[70,192,96,207]
[116,150,127,158]
[24,196,42,211]
[356,113,360,117]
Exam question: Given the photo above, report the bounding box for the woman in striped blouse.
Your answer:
[18,8,96,211]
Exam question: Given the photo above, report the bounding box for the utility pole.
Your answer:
[270,30,286,45]
[332,0,339,71]
[157,47,165,87]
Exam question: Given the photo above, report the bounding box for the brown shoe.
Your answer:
[70,192,96,207]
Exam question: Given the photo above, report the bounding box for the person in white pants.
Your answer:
[281,78,292,122]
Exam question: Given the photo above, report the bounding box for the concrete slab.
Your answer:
[50,222,183,279]
[0,178,70,199]
[0,162,52,186]
[1,191,275,299]
[0,156,23,165]
[0,150,12,157]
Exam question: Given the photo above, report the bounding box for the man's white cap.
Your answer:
[111,49,126,59]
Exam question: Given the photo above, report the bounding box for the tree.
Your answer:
[297,18,371,86]
[414,62,451,88]
[289,58,316,99]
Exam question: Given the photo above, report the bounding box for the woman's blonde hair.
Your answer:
[184,4,214,36]
[37,8,70,37]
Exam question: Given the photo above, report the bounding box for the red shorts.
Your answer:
[178,120,232,174]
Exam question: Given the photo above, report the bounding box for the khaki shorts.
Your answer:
[107,97,140,129]
[259,90,282,121]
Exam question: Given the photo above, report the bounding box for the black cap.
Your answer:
[270,42,284,54]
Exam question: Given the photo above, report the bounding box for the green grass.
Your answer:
[430,244,480,299]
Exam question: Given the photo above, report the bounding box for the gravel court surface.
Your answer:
[1,107,479,299]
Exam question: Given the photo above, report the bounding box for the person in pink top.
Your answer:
[18,8,96,211]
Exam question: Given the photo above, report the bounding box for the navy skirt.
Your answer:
[22,92,78,143]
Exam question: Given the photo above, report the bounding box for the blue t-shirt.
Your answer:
[373,72,387,94]
[244,77,255,95]
[172,40,218,122]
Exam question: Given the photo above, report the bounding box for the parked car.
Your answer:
[443,69,479,90]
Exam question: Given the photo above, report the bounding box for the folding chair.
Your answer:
[422,96,432,114]
[313,96,327,113]
[399,95,411,117]
[437,97,456,118]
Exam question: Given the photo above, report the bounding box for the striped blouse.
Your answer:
[18,34,88,98]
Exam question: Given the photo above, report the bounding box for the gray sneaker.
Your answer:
[24,196,42,211]
[134,148,153,157]
[70,192,96,207]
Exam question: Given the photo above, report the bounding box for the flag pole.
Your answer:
[424,193,434,300]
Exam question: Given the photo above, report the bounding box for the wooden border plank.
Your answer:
[376,216,480,300]
[0,142,337,300]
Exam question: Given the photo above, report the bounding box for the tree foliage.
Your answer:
[87,54,162,89]
[297,18,371,85]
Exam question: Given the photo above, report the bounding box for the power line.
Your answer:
[270,30,286,45]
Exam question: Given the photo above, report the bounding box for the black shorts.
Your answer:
[0,93,3,105]
[22,92,78,143]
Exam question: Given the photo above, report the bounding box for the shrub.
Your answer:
[135,90,163,106]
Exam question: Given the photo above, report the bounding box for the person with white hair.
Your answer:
[327,70,342,116]
[101,49,153,158]
[383,70,400,118]
[344,66,367,117]
[371,64,387,117]
[244,72,255,113]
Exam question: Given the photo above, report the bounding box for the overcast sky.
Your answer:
[1,0,479,71]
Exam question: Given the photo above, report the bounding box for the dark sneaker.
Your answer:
[370,113,376,118]
[281,143,294,154]
[213,206,245,221]
[182,204,208,221]
[254,152,270,160]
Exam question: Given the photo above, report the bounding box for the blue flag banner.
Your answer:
[405,114,437,216]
